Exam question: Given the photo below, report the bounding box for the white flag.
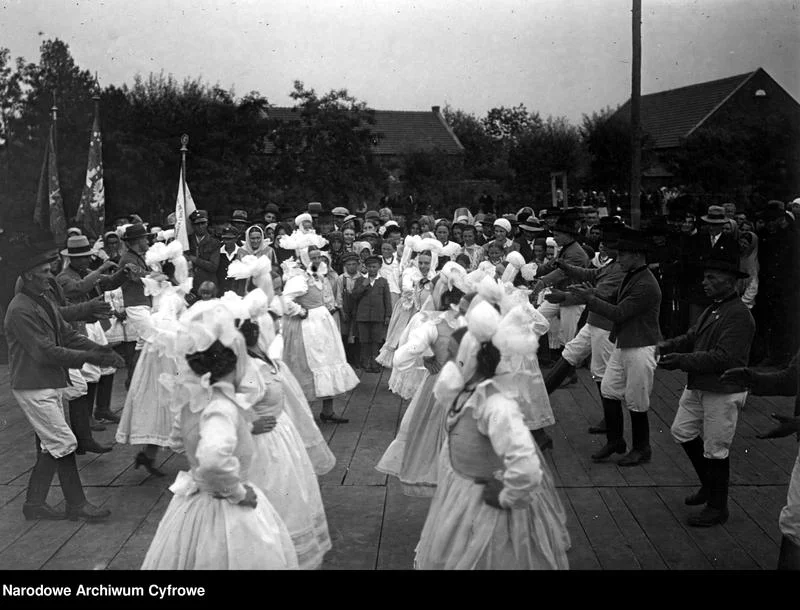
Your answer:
[174,166,197,251]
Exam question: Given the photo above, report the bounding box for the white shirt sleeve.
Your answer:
[195,404,247,503]
[741,274,758,309]
[392,321,437,372]
[479,393,543,509]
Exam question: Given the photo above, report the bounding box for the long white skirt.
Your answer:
[249,412,331,570]
[141,477,298,570]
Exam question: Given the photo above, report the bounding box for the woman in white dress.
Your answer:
[116,240,191,477]
[141,301,298,570]
[414,301,570,570]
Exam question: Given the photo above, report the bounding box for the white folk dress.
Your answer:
[376,311,462,496]
[242,355,331,569]
[414,378,570,570]
[116,283,185,447]
[141,380,298,570]
[282,275,359,402]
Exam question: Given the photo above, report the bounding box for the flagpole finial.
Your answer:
[180,134,189,152]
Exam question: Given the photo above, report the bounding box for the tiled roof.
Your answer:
[614,70,758,149]
[265,106,464,155]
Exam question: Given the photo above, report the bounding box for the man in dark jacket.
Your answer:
[569,227,662,467]
[720,350,800,569]
[187,210,220,295]
[685,206,739,326]
[658,253,755,527]
[5,247,124,522]
[351,255,392,372]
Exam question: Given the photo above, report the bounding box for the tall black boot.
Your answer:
[125,346,141,390]
[70,394,112,455]
[538,334,552,367]
[56,453,110,522]
[85,382,105,432]
[778,536,800,570]
[319,398,349,424]
[22,438,65,521]
[688,457,729,527]
[588,381,607,434]
[544,358,575,394]
[619,410,652,467]
[591,397,626,461]
[681,437,710,505]
[94,374,120,423]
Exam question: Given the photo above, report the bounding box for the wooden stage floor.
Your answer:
[0,363,795,570]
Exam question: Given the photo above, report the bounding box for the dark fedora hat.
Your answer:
[364,254,383,266]
[122,223,149,241]
[616,227,651,253]
[340,252,360,264]
[11,241,60,274]
[519,216,546,233]
[552,212,581,235]
[230,209,249,224]
[701,205,727,224]
[189,209,209,224]
[701,252,748,279]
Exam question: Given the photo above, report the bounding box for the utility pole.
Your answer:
[630,0,642,229]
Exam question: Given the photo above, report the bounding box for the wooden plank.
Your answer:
[320,485,385,570]
[565,487,640,569]
[0,485,24,508]
[616,487,711,569]
[0,494,37,553]
[106,490,171,570]
[42,486,162,570]
[548,420,593,488]
[598,488,667,569]
[562,491,601,570]
[657,487,759,570]
[729,485,787,544]
[343,399,402,487]
[549,390,628,487]
[0,505,86,570]
[724,494,781,569]
[375,478,430,570]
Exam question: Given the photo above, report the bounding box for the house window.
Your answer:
[754,89,767,98]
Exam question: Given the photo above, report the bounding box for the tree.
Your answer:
[442,104,507,180]
[482,104,541,143]
[509,116,585,201]
[267,81,386,207]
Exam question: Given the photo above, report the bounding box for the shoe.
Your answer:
[76,440,113,455]
[320,412,349,424]
[588,419,607,435]
[22,502,66,521]
[591,440,627,461]
[685,488,710,506]
[94,410,120,424]
[90,421,107,432]
[66,502,111,522]
[687,505,729,527]
[134,452,165,477]
[618,447,652,467]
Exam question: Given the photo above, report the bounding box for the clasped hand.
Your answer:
[566,282,595,303]
[476,477,505,509]
[252,416,277,435]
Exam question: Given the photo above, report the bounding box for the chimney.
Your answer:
[431,105,441,114]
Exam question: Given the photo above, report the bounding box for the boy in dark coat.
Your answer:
[351,255,392,373]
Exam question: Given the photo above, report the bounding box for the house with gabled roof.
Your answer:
[612,67,800,185]
[264,105,464,158]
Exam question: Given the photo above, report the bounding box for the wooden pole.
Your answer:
[51,90,58,152]
[630,0,642,229]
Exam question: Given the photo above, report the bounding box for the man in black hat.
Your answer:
[187,210,220,296]
[5,247,124,522]
[568,226,662,467]
[658,252,755,527]
[543,224,626,434]
[118,223,153,388]
[531,211,591,357]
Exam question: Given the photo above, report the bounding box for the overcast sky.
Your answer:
[1,0,798,122]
